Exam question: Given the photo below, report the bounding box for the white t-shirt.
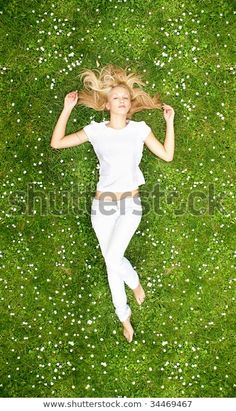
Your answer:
[83,119,151,192]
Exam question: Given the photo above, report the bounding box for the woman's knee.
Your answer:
[105,249,122,270]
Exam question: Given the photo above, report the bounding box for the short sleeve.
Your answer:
[83,121,98,143]
[139,121,151,142]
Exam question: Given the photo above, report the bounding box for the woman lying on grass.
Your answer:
[50,64,175,343]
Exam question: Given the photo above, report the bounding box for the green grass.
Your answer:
[0,0,235,398]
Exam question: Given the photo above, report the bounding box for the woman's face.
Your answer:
[105,86,131,115]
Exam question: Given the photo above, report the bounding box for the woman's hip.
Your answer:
[91,195,142,217]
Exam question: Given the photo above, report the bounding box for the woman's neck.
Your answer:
[106,114,129,129]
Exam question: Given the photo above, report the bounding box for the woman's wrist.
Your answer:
[166,119,174,126]
[62,106,73,115]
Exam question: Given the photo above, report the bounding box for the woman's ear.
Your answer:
[105,101,110,111]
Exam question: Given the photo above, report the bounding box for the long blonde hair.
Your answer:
[77,64,162,118]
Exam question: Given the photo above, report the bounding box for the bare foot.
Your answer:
[133,283,145,305]
[122,316,134,343]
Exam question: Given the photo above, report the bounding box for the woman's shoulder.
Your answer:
[130,120,152,141]
[130,119,151,128]
[130,119,149,124]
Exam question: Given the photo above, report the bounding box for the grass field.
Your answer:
[0,0,235,398]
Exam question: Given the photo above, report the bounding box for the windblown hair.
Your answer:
[77,64,162,118]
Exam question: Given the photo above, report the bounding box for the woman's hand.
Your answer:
[162,103,175,122]
[64,91,79,111]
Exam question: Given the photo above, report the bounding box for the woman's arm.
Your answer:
[50,91,88,149]
[163,116,175,161]
[144,103,175,162]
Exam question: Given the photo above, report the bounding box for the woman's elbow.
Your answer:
[50,141,60,149]
[165,155,174,162]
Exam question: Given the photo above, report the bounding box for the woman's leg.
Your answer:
[90,197,143,322]
[91,198,120,258]
[103,197,143,321]
[90,198,130,322]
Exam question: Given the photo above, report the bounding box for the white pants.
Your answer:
[90,195,143,322]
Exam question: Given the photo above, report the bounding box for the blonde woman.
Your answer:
[50,64,175,343]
